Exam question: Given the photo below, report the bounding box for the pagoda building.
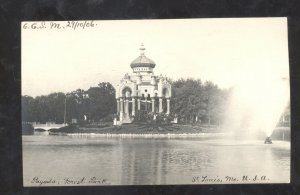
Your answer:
[115,44,172,123]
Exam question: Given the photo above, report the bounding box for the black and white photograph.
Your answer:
[21,18,290,186]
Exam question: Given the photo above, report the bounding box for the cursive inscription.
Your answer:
[30,176,111,186]
[31,177,58,186]
[192,175,270,183]
[22,20,98,30]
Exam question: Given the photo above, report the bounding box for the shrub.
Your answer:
[100,114,114,122]
[50,124,79,133]
[133,111,173,125]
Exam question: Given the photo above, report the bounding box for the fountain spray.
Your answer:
[224,73,289,143]
[264,136,273,144]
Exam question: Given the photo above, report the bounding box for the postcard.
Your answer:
[21,18,290,186]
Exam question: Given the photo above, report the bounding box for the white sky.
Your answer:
[22,18,289,97]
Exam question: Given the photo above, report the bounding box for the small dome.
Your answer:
[130,44,156,69]
[130,56,156,68]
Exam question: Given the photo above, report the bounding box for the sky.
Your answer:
[22,18,289,97]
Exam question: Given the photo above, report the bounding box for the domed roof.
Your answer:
[130,44,156,69]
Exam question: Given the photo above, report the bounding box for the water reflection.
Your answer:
[22,135,290,186]
[120,139,169,185]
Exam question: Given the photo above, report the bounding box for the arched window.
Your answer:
[162,88,169,97]
[122,87,132,98]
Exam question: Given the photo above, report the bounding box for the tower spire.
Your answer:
[140,43,145,56]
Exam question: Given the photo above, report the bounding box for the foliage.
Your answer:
[132,110,153,123]
[50,124,79,133]
[22,82,116,124]
[155,112,173,124]
[132,110,173,125]
[100,115,114,123]
[86,82,116,121]
[22,78,230,126]
[22,93,65,123]
[171,78,229,125]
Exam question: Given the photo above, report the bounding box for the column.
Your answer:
[132,98,136,116]
[167,98,170,115]
[117,99,120,113]
[125,99,129,114]
[137,98,141,110]
[151,98,155,113]
[120,98,124,120]
[159,98,163,113]
[145,100,147,111]
[120,98,124,113]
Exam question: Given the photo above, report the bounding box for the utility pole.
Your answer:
[64,97,67,124]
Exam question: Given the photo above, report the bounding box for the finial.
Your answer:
[140,43,145,56]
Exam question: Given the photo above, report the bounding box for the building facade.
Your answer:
[116,44,172,123]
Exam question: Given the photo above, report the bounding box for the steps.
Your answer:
[120,114,133,124]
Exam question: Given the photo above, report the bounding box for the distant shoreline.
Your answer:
[48,123,223,135]
[48,132,233,138]
[26,123,290,141]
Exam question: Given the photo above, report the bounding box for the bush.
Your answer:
[50,124,79,133]
[100,114,114,123]
[132,110,150,123]
[132,111,173,125]
[155,112,173,125]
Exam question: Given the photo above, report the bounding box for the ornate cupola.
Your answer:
[115,44,172,125]
[130,44,156,73]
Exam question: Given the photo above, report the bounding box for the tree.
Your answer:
[171,78,229,125]
[21,82,117,124]
[86,82,116,122]
[67,89,89,123]
[171,78,205,123]
[22,95,35,122]
[21,79,230,126]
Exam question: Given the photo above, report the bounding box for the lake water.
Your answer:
[22,134,290,186]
